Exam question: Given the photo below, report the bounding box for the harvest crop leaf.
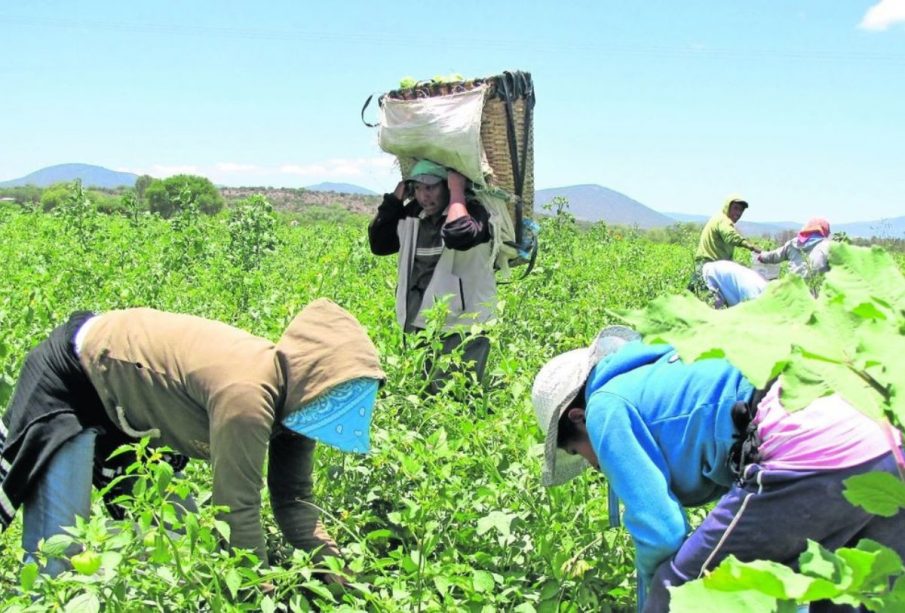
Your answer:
[621,244,905,423]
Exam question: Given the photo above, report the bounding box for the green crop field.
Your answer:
[0,194,902,611]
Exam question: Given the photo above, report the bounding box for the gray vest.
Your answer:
[395,216,497,330]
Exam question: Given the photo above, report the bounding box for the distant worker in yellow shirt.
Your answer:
[688,195,762,294]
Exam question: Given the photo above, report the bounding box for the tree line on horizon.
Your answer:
[2,177,904,252]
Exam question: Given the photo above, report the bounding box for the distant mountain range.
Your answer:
[2,164,901,239]
[535,184,673,229]
[304,182,377,195]
[0,163,139,188]
[535,185,905,239]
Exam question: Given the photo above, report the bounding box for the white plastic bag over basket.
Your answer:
[378,86,491,186]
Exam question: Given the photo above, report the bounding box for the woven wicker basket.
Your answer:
[387,72,535,220]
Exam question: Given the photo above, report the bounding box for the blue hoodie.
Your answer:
[583,341,754,587]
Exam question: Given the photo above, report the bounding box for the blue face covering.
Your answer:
[281,378,379,453]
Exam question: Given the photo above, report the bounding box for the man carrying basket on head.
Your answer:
[368,159,495,394]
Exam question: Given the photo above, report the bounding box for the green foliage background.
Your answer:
[1,194,902,611]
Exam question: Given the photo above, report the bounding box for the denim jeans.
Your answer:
[21,428,199,578]
[22,428,97,577]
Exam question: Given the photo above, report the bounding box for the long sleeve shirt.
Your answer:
[694,212,757,263]
[583,342,754,587]
[758,237,830,279]
[368,193,492,330]
[368,193,491,255]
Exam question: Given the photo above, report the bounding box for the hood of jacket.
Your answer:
[585,340,674,399]
[722,194,747,216]
[276,298,385,414]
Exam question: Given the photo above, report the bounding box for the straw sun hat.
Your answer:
[531,325,640,486]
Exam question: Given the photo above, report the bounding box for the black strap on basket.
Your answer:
[361,93,379,128]
[498,233,538,284]
[497,72,535,249]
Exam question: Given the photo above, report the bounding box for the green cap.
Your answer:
[408,159,448,185]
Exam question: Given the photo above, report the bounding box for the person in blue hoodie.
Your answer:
[532,326,905,612]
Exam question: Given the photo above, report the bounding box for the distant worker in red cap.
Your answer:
[757,217,831,279]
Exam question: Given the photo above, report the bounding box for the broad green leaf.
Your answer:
[156,565,175,584]
[301,580,335,600]
[19,562,38,592]
[213,519,231,542]
[224,568,241,599]
[365,529,393,541]
[154,460,174,496]
[433,575,451,595]
[621,275,817,388]
[476,510,515,539]
[855,322,905,422]
[538,579,559,601]
[843,472,905,517]
[621,244,904,421]
[669,577,792,613]
[400,554,418,573]
[41,533,74,558]
[780,354,882,416]
[822,243,905,319]
[100,551,123,574]
[64,593,100,613]
[835,540,903,591]
[876,575,905,613]
[799,541,849,585]
[472,569,495,593]
[260,596,276,613]
[703,555,840,602]
[850,539,904,587]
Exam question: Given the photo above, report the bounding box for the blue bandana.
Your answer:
[282,378,379,453]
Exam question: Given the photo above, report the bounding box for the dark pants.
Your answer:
[645,451,905,612]
[410,330,491,395]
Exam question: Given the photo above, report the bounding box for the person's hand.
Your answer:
[446,170,466,193]
[393,181,407,200]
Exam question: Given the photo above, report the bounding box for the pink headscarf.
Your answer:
[797,217,830,244]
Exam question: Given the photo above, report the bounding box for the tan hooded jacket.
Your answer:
[78,299,384,562]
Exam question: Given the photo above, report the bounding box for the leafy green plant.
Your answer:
[145,174,224,218]
[227,195,279,273]
[166,187,209,272]
[622,243,904,421]
[621,242,905,611]
[53,180,99,245]
[3,202,879,610]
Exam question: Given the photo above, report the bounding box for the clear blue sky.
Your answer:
[2,1,904,223]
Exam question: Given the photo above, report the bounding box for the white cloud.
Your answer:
[279,156,395,178]
[860,0,905,30]
[119,155,399,189]
[279,163,326,177]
